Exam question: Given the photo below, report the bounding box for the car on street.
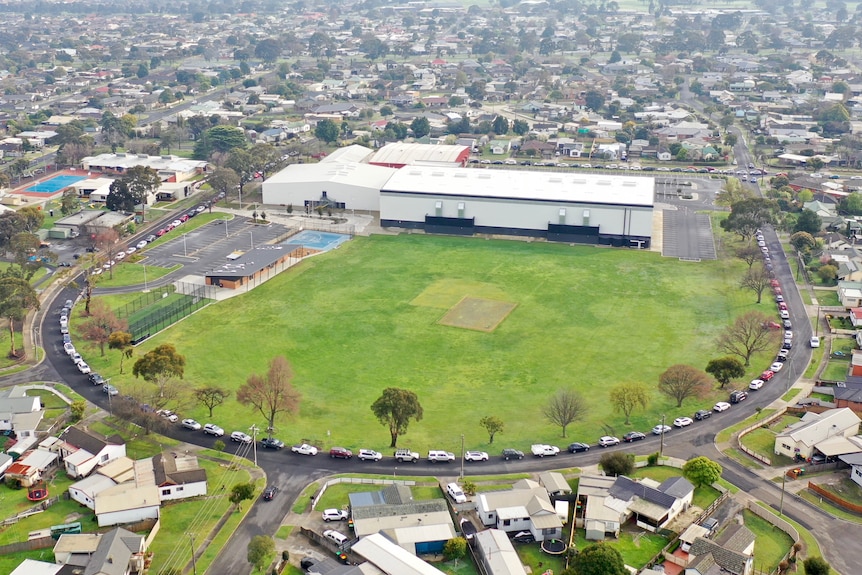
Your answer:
[263,486,278,501]
[136,240,148,249]
[182,419,202,430]
[171,219,182,228]
[810,336,821,348]
[465,451,489,461]
[730,390,748,403]
[260,437,285,449]
[126,247,136,255]
[230,431,251,443]
[70,352,82,364]
[77,361,91,374]
[568,442,591,452]
[64,343,75,355]
[652,424,672,435]
[761,370,775,381]
[623,432,645,443]
[329,447,353,459]
[530,444,560,457]
[203,424,224,436]
[599,436,620,447]
[770,362,784,372]
[674,417,693,428]
[102,384,118,396]
[322,509,349,522]
[714,402,731,412]
[780,310,790,319]
[157,409,178,422]
[358,449,382,461]
[429,450,456,462]
[291,443,318,456]
[778,349,790,359]
[694,409,711,420]
[749,379,764,390]
[323,530,348,546]
[502,448,524,460]
[88,373,106,386]
[115,251,126,260]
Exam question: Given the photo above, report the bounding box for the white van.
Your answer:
[446,483,467,504]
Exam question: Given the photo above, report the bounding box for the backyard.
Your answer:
[738,414,802,465]
[742,510,794,573]
[73,234,780,452]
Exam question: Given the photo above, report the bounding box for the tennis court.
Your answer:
[25,174,86,193]
[284,230,350,251]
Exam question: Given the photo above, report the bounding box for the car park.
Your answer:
[502,448,524,460]
[263,486,278,501]
[623,432,645,443]
[358,449,382,461]
[770,362,784,372]
[203,423,224,436]
[694,409,711,420]
[323,530,348,546]
[652,424,672,435]
[465,451,489,461]
[530,444,560,457]
[292,443,318,456]
[568,442,591,452]
[230,431,252,443]
[329,447,353,459]
[714,402,731,412]
[674,417,693,428]
[599,436,620,447]
[103,384,119,396]
[322,509,349,522]
[182,419,202,430]
[260,437,285,449]
[730,390,748,403]
[749,379,764,390]
[446,483,467,503]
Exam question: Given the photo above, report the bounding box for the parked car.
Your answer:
[63,343,75,355]
[88,373,106,386]
[145,234,157,242]
[761,370,775,381]
[263,486,278,501]
[77,361,91,374]
[158,410,179,423]
[599,436,621,447]
[260,437,285,449]
[623,432,645,443]
[358,449,382,461]
[770,362,784,372]
[652,424,672,435]
[778,349,790,359]
[428,450,456,462]
[749,379,764,390]
[530,444,560,457]
[102,384,119,396]
[291,443,318,456]
[136,240,148,249]
[674,417,693,428]
[714,402,731,412]
[203,424,224,437]
[464,451,489,461]
[230,431,252,443]
[182,419,202,430]
[322,509,349,522]
[394,448,420,462]
[730,390,748,403]
[323,530,348,546]
[568,442,591,452]
[694,409,711,420]
[446,483,467,503]
[502,448,524,460]
[329,447,353,459]
[810,336,821,348]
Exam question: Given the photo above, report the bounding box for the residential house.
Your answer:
[57,426,126,479]
[538,471,571,497]
[69,473,117,509]
[834,385,862,412]
[94,483,161,527]
[839,452,862,487]
[774,408,862,460]
[489,139,511,155]
[351,533,446,575]
[685,523,756,575]
[152,452,208,501]
[9,559,64,575]
[838,281,862,307]
[852,350,862,378]
[657,147,672,161]
[473,529,528,575]
[830,254,862,282]
[54,526,146,574]
[0,386,44,454]
[475,479,563,542]
[4,449,59,487]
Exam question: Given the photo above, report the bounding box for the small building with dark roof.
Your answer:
[152,452,208,501]
[57,426,126,479]
[205,244,305,290]
[686,523,755,575]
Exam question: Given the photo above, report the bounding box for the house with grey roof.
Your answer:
[58,426,126,479]
[686,523,755,575]
[475,479,563,542]
[774,407,861,460]
[54,526,146,575]
[473,529,528,575]
[153,452,208,501]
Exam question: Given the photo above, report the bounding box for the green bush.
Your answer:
[647,452,660,466]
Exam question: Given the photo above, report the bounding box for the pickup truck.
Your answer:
[394,448,420,462]
[291,443,318,456]
[531,444,560,457]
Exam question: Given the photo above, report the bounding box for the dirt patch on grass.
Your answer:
[438,297,517,332]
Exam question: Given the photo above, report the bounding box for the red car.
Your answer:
[774,287,782,295]
[156,228,167,237]
[770,279,780,287]
[180,214,190,222]
[779,302,788,310]
[761,370,775,381]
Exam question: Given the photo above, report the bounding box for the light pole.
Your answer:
[142,264,149,293]
[249,424,259,466]
[183,233,187,257]
[659,414,666,459]
[249,231,254,250]
[815,305,821,337]
[188,532,198,575]
[460,434,465,481]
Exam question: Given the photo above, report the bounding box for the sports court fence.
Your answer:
[115,281,216,343]
[294,217,355,236]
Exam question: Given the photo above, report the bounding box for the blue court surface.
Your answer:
[283,230,350,251]
[26,175,86,193]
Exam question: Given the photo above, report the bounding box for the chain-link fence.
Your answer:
[115,281,216,343]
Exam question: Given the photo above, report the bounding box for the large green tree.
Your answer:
[705,356,746,389]
[802,557,831,575]
[720,198,779,241]
[564,543,627,575]
[793,209,822,235]
[683,456,723,488]
[314,119,339,144]
[0,274,40,358]
[608,382,649,425]
[207,167,240,199]
[371,387,424,447]
[479,415,504,444]
[410,117,431,138]
[194,125,247,159]
[132,343,186,399]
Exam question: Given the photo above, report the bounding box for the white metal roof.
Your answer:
[369,143,469,165]
[352,533,446,575]
[320,144,375,164]
[265,161,397,189]
[474,530,528,575]
[381,166,654,207]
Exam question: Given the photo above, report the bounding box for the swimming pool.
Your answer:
[283,230,350,251]
[26,175,86,194]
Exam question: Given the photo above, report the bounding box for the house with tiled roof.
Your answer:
[686,523,755,575]
[57,426,126,479]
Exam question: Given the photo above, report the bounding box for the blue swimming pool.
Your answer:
[26,175,86,193]
[283,230,350,251]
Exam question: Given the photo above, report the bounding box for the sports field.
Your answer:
[88,234,774,452]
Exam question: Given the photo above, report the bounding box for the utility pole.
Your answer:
[659,414,666,459]
[459,434,465,481]
[779,472,786,516]
[188,532,197,575]
[249,424,259,466]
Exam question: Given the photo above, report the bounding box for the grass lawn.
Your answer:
[96,263,181,288]
[438,559,480,575]
[833,338,858,354]
[815,477,862,506]
[26,389,68,420]
[724,447,764,469]
[798,489,862,524]
[313,482,441,511]
[822,360,849,381]
[781,388,801,402]
[574,530,667,568]
[0,330,25,368]
[742,509,794,572]
[0,475,96,546]
[739,428,778,461]
[0,549,56,574]
[276,525,294,539]
[755,502,821,561]
[516,541,567,574]
[85,234,779,452]
[803,343,826,379]
[716,409,776,444]
[813,290,840,307]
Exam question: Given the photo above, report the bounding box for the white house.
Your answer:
[4,449,59,487]
[152,452,208,501]
[839,452,862,487]
[94,483,161,527]
[69,473,117,510]
[58,426,126,479]
[351,533,446,575]
[0,386,44,454]
[774,408,862,460]
[475,479,563,542]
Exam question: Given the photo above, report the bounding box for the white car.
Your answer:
[749,379,764,390]
[784,330,792,339]
[599,436,620,447]
[810,336,820,348]
[63,343,75,355]
[171,219,183,228]
[203,423,224,436]
[323,530,348,546]
[126,246,136,255]
[136,240,148,249]
[446,482,467,503]
[158,410,179,423]
[673,417,693,428]
[770,362,784,372]
[70,352,82,364]
[464,451,489,462]
[530,444,560,457]
[230,431,252,443]
[59,317,68,328]
[428,450,456,462]
[714,402,731,412]
[76,361,91,374]
[182,419,202,430]
[322,509,349,522]
[357,449,382,461]
[115,251,126,260]
[291,443,318,456]
[652,424,672,435]
[779,310,790,319]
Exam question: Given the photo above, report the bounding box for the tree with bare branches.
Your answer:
[80,299,127,356]
[658,365,712,407]
[735,244,763,270]
[543,389,587,437]
[740,264,770,303]
[195,386,230,417]
[609,382,650,425]
[716,311,779,366]
[236,356,301,436]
